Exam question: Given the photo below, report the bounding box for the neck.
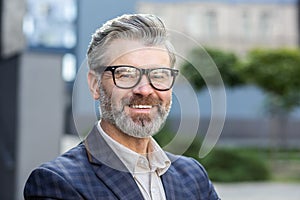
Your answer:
[100,120,151,154]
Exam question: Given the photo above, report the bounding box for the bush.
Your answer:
[199,148,271,182]
[154,126,271,182]
[182,138,271,182]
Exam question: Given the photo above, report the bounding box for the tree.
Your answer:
[241,48,300,148]
[242,48,300,113]
[181,47,244,90]
[182,47,300,149]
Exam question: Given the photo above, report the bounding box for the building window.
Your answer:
[204,10,218,38]
[187,12,201,38]
[23,0,77,51]
[259,11,272,39]
[242,11,251,39]
[62,53,77,82]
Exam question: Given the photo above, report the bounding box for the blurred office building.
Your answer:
[1,0,77,199]
[0,0,26,199]
[137,0,299,55]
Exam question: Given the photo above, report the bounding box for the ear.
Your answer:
[87,71,100,100]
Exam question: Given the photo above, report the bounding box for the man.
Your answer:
[24,14,220,200]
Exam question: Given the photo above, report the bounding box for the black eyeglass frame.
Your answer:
[100,65,179,91]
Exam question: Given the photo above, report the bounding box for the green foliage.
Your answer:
[181,47,244,90]
[182,47,300,114]
[154,127,271,182]
[241,48,300,112]
[199,148,271,182]
[153,122,175,147]
[181,137,271,182]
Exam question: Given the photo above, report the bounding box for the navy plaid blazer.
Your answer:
[24,126,220,200]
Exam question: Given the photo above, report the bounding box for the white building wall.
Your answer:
[137,1,298,55]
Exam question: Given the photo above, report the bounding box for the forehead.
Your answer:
[107,39,170,67]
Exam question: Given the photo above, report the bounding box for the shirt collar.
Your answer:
[97,121,170,176]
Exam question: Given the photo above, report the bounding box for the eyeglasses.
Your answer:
[100,65,178,91]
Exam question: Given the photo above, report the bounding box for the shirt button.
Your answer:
[140,158,147,165]
[152,187,158,194]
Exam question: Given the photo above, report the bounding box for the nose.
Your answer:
[132,75,154,96]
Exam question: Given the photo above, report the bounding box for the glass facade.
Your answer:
[23,0,77,51]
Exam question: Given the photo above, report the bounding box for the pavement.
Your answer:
[61,135,300,200]
[214,182,300,200]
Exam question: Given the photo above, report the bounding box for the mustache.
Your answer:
[122,94,162,107]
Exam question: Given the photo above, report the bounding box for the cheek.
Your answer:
[158,91,172,107]
[110,87,129,107]
[100,79,124,107]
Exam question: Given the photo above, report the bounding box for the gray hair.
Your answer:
[87,14,176,70]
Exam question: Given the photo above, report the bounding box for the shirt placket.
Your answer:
[134,156,152,199]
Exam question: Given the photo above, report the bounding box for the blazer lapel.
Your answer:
[84,125,144,200]
[93,164,144,200]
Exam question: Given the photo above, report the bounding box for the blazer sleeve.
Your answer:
[24,167,84,200]
[190,158,220,200]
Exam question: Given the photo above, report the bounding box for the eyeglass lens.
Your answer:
[113,66,176,90]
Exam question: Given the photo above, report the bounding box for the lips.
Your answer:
[126,95,160,108]
[124,95,161,115]
[127,104,156,115]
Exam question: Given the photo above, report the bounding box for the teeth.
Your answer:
[131,105,152,109]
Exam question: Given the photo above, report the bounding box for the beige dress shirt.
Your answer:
[97,122,171,200]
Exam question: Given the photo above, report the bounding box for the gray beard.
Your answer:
[98,85,171,138]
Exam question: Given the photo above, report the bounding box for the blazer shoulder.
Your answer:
[165,152,220,200]
[24,143,121,200]
[166,151,205,172]
[24,144,90,199]
[41,143,90,173]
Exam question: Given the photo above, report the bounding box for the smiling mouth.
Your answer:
[130,105,153,109]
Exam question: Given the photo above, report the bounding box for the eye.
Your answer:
[115,67,138,79]
[150,69,171,80]
[152,74,166,79]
